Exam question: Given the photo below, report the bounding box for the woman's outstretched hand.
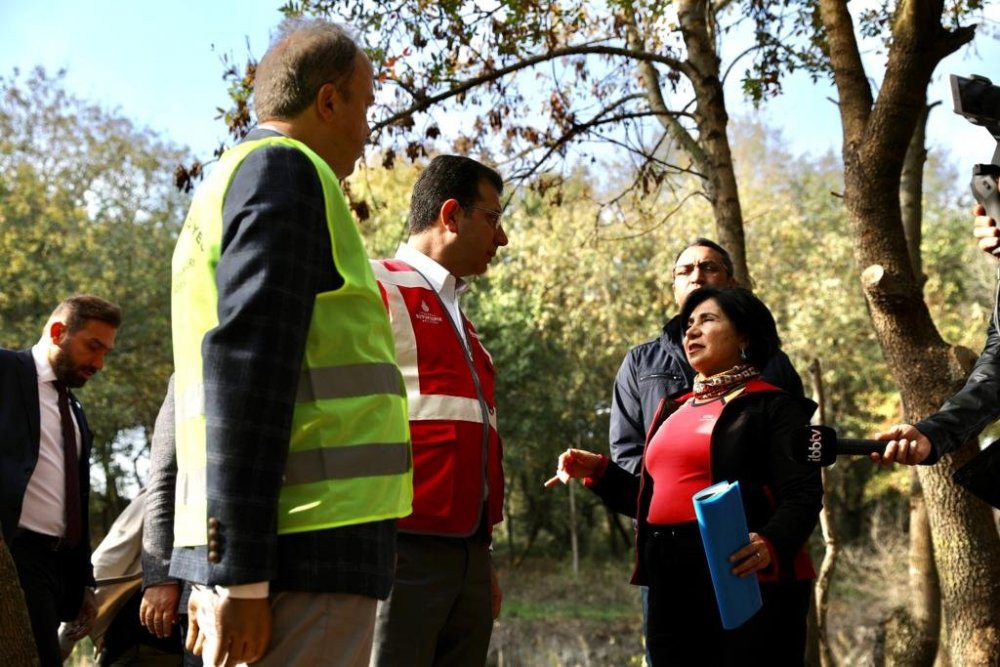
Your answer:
[544,448,603,488]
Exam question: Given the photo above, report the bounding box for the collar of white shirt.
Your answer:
[30,340,58,384]
[395,242,468,297]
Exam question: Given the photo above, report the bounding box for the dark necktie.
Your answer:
[55,382,82,548]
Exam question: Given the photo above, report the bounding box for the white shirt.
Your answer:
[395,242,470,348]
[18,342,82,537]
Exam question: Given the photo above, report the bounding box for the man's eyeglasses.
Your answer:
[673,260,725,278]
[467,205,504,232]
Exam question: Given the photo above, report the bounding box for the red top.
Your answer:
[645,397,724,524]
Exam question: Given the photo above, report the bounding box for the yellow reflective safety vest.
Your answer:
[171,136,412,547]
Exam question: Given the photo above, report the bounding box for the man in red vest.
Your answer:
[370,155,508,666]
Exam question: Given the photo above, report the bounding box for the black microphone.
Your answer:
[793,425,885,466]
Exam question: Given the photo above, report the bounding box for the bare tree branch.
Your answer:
[372,44,691,132]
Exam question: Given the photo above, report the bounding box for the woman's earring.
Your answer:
[740,346,749,361]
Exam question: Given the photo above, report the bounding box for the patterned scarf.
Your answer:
[692,364,760,401]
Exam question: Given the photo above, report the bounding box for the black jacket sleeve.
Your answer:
[757,395,823,560]
[916,317,1000,464]
[587,459,641,518]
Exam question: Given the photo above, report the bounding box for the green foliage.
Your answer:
[0,68,190,529]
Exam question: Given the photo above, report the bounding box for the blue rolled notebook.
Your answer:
[692,480,762,629]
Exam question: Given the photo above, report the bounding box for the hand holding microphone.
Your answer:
[871,424,932,465]
[792,425,930,466]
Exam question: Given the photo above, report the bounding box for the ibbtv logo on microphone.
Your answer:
[807,427,824,462]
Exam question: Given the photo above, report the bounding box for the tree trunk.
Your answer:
[882,469,941,666]
[569,438,581,576]
[676,0,750,286]
[0,534,39,666]
[880,98,941,666]
[817,0,1000,661]
[809,359,838,667]
[900,103,935,287]
[623,6,708,170]
[918,453,1000,663]
[505,484,514,566]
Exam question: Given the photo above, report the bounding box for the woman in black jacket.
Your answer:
[547,286,822,665]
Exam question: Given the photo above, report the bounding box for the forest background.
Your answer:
[3,0,1000,664]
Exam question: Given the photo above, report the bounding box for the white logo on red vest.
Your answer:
[415,299,444,325]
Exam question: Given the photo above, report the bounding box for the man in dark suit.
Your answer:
[0,294,121,665]
[171,17,412,667]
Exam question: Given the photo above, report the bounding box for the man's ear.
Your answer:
[49,321,66,345]
[440,199,461,233]
[315,83,340,122]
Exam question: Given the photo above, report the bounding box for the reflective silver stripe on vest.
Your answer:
[296,363,404,403]
[175,384,205,423]
[176,466,205,506]
[369,261,431,290]
[284,442,412,486]
[409,393,498,430]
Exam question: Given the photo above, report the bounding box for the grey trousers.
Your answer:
[254,591,376,667]
[370,533,493,667]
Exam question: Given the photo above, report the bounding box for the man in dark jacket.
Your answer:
[876,203,1000,466]
[610,238,804,475]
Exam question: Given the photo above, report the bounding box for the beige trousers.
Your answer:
[252,591,376,667]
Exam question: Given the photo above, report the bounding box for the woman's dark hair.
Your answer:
[679,286,781,369]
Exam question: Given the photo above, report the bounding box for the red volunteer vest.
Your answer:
[372,258,504,536]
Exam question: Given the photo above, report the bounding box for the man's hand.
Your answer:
[972,204,1000,255]
[188,590,272,666]
[140,581,180,638]
[489,560,502,620]
[872,424,933,465]
[63,587,97,641]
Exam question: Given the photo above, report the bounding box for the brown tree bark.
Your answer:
[882,469,941,666]
[817,0,1000,661]
[878,100,941,666]
[0,533,39,666]
[622,1,750,286]
[900,103,935,286]
[676,0,750,286]
[809,359,838,667]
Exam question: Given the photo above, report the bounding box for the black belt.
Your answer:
[14,528,72,552]
[648,521,702,539]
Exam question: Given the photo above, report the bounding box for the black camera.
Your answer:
[951,74,1000,137]
[951,74,1000,238]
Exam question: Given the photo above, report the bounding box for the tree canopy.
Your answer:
[0,68,189,528]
